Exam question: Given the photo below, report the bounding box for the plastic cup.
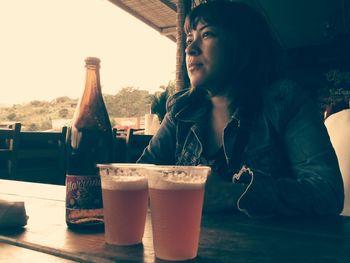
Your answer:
[146,165,211,261]
[98,163,150,246]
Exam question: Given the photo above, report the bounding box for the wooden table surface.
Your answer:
[0,179,349,263]
[0,242,76,263]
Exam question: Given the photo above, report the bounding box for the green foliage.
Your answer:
[28,123,39,131]
[55,96,71,103]
[105,87,153,117]
[6,112,16,121]
[151,81,175,122]
[59,108,69,118]
[30,100,49,107]
[0,87,156,131]
[40,119,52,130]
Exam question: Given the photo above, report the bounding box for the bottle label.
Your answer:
[66,175,103,209]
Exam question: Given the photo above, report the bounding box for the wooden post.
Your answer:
[175,0,192,91]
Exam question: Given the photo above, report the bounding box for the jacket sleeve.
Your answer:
[235,81,344,218]
[137,90,188,165]
[137,89,193,165]
[137,112,177,165]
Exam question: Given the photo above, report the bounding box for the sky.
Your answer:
[0,0,176,106]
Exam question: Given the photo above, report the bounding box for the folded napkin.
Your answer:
[0,199,28,228]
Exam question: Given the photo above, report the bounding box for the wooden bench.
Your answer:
[112,128,127,163]
[15,126,68,184]
[0,122,21,178]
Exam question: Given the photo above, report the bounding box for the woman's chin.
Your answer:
[190,83,206,92]
[190,83,225,96]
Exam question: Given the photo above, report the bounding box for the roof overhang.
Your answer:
[108,0,349,49]
[108,0,178,42]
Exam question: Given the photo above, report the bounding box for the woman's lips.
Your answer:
[187,63,202,71]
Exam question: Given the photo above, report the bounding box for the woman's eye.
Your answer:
[202,31,214,38]
[186,39,193,46]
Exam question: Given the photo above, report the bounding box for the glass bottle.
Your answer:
[65,57,113,229]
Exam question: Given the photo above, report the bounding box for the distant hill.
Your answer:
[0,87,155,131]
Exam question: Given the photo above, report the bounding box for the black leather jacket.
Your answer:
[139,79,344,217]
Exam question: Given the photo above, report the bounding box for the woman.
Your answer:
[138,1,344,218]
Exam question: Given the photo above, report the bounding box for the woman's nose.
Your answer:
[185,40,200,56]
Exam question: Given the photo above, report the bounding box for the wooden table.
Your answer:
[0,179,349,263]
[0,243,76,263]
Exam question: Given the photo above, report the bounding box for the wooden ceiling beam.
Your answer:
[107,0,176,42]
[160,0,177,11]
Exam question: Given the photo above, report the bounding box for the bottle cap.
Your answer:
[85,57,101,66]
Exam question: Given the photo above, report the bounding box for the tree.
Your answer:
[40,120,52,130]
[6,112,16,121]
[59,108,69,118]
[28,123,39,131]
[151,81,175,122]
[105,87,153,117]
[54,96,71,104]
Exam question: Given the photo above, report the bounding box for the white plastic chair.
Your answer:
[325,109,350,216]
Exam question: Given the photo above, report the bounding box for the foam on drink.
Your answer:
[101,175,148,190]
[147,165,209,190]
[99,163,150,190]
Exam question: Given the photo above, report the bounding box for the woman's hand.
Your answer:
[203,171,246,213]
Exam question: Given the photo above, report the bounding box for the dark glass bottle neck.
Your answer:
[84,66,101,92]
[71,59,110,130]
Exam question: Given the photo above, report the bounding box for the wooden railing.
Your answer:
[0,122,21,178]
[0,125,153,185]
[17,127,68,184]
[0,124,67,184]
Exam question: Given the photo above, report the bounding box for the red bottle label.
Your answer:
[66,175,103,209]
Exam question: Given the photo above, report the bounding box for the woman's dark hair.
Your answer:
[184,1,283,106]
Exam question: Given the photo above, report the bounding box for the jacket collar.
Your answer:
[174,90,254,129]
[174,89,211,123]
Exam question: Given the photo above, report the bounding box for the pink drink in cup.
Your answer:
[98,164,149,246]
[146,165,211,261]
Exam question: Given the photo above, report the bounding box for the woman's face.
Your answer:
[185,20,232,94]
